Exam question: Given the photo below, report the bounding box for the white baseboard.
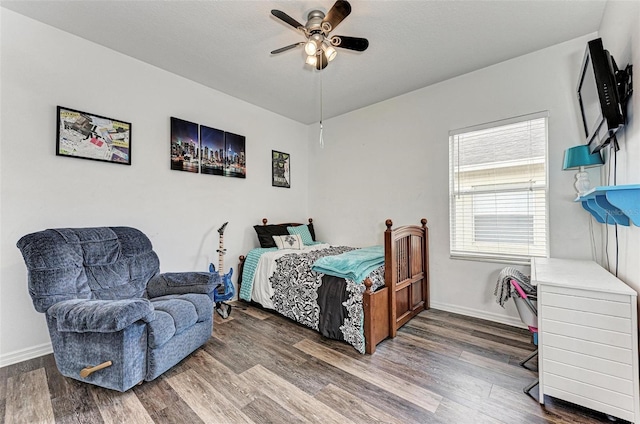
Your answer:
[0,342,53,368]
[429,300,527,329]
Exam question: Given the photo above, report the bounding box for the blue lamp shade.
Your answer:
[563,145,604,170]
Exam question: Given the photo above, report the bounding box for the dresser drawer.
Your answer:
[543,345,633,380]
[543,358,633,394]
[541,284,631,304]
[541,305,632,333]
[543,333,633,364]
[541,291,631,318]
[541,319,632,349]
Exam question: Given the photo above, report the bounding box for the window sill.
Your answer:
[449,254,536,266]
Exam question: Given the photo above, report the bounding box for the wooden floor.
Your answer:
[0,304,627,423]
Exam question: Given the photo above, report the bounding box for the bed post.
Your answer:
[238,255,246,301]
[422,218,430,310]
[363,278,374,354]
[384,219,398,338]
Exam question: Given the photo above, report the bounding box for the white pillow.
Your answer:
[272,234,304,250]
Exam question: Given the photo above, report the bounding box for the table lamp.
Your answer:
[563,145,604,197]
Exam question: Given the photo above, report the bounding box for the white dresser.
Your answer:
[531,257,639,423]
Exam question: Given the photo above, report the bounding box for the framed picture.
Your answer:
[200,125,225,175]
[57,106,131,165]
[170,117,199,173]
[272,150,290,188]
[224,131,246,178]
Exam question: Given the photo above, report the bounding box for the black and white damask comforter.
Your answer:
[249,244,385,353]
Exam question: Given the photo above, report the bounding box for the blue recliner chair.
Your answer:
[16,226,220,392]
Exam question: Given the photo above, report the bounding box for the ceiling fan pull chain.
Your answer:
[319,71,324,148]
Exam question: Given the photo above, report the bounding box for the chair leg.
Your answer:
[519,349,538,367]
[524,379,539,395]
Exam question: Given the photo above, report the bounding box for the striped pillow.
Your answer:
[287,225,314,245]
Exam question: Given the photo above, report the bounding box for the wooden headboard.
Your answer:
[260,218,313,227]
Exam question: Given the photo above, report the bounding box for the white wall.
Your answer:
[0,10,309,366]
[598,1,640,299]
[308,34,603,326]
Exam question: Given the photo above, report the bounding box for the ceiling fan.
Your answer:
[270,0,369,70]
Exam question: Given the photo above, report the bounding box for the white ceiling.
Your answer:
[1,0,607,124]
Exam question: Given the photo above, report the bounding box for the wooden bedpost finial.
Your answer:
[363,277,373,294]
[308,218,313,224]
[239,255,246,263]
[262,218,268,225]
[385,219,393,230]
[421,218,427,227]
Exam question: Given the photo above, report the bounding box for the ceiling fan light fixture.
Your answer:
[322,42,337,62]
[305,33,324,56]
[304,39,317,56]
[305,54,318,66]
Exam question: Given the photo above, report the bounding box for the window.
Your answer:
[449,112,548,263]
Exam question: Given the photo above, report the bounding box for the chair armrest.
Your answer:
[146,272,221,299]
[47,299,155,333]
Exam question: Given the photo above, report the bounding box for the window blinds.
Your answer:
[449,112,548,262]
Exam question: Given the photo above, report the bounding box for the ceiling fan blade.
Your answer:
[331,35,369,52]
[316,51,329,70]
[271,42,304,55]
[271,9,304,31]
[322,0,351,32]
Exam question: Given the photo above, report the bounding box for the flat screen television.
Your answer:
[577,38,625,153]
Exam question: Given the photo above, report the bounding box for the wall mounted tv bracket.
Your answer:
[608,58,632,152]
[613,60,633,111]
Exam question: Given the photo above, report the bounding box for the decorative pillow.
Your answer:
[287,225,314,245]
[272,234,304,250]
[307,223,316,241]
[253,225,288,248]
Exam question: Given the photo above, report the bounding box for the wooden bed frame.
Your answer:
[238,218,429,354]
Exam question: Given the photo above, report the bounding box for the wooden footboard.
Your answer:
[363,218,429,353]
[385,218,429,337]
[238,217,429,355]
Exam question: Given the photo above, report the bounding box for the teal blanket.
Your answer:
[311,245,384,283]
[239,247,276,301]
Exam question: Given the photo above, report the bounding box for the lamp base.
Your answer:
[574,170,592,197]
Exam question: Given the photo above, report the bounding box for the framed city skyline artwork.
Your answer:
[170,117,199,173]
[200,125,225,176]
[223,131,246,178]
[171,117,246,178]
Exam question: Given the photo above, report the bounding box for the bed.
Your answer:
[237,218,429,354]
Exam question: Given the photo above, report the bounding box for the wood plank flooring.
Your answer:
[1,304,628,423]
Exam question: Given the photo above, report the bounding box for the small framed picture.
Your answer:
[57,106,131,165]
[272,150,290,188]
